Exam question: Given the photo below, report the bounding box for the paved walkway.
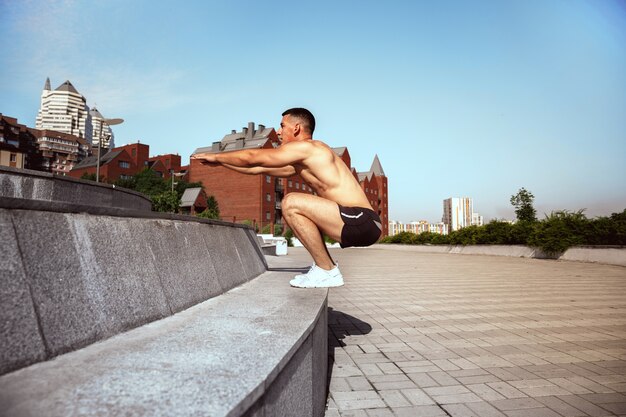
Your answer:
[288,246,626,417]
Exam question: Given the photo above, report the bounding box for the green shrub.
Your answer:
[528,210,588,255]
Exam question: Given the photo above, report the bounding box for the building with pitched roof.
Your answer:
[69,142,173,182]
[36,78,93,144]
[357,155,389,237]
[189,122,389,237]
[180,187,208,215]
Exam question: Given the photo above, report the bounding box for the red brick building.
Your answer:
[69,142,176,182]
[0,114,45,171]
[189,122,389,236]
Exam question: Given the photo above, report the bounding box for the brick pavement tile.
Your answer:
[368,374,410,383]
[424,385,471,396]
[407,372,439,388]
[377,362,403,375]
[536,396,589,417]
[324,409,341,417]
[601,402,626,415]
[440,403,479,416]
[333,363,365,378]
[503,408,561,417]
[346,376,374,391]
[487,382,528,399]
[466,401,508,417]
[548,377,594,394]
[558,395,617,417]
[428,371,459,386]
[490,397,544,411]
[457,374,502,385]
[449,368,491,378]
[357,363,384,377]
[433,393,483,404]
[579,393,626,404]
[520,385,576,397]
[332,390,386,411]
[392,405,448,416]
[400,388,436,406]
[467,383,507,401]
[378,390,412,407]
[365,408,395,417]
[372,380,417,391]
[339,410,369,417]
[330,377,351,392]
[568,376,617,394]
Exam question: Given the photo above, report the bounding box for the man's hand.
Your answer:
[192,153,219,165]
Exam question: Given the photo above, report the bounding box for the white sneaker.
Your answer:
[290,264,344,288]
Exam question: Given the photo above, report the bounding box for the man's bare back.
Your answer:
[285,140,373,209]
[193,108,381,288]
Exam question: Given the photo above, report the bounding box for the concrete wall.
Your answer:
[0,206,265,376]
[0,165,151,211]
[373,244,626,267]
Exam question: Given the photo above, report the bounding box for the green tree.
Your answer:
[151,191,180,213]
[528,210,588,256]
[510,187,537,222]
[196,195,220,219]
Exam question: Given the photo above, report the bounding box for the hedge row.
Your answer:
[380,209,626,255]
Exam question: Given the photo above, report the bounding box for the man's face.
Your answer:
[277,115,297,144]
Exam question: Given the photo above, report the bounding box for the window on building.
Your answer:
[119,161,130,169]
[295,182,300,189]
[266,175,271,183]
[10,153,17,162]
[266,193,271,202]
[132,149,136,157]
[266,211,271,220]
[288,180,292,187]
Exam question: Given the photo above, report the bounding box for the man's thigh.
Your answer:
[283,193,344,242]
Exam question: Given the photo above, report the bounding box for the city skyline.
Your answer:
[1,0,625,223]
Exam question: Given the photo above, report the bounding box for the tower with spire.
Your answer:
[36,78,93,144]
[357,154,389,237]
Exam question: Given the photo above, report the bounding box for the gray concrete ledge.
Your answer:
[373,244,626,266]
[0,270,328,417]
[1,208,266,375]
[0,166,152,211]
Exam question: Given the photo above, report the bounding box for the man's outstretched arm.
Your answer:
[193,142,309,169]
[221,163,296,177]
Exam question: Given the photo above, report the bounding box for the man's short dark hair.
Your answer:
[282,107,315,134]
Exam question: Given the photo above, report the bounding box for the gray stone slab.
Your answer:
[144,219,223,313]
[0,209,46,375]
[0,166,151,211]
[11,210,105,356]
[0,270,328,417]
[235,228,268,279]
[202,225,249,291]
[264,334,314,417]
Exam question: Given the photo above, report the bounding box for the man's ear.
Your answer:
[293,123,301,136]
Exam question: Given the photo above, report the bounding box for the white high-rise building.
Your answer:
[36,78,93,144]
[443,197,474,231]
[472,213,484,227]
[90,107,115,149]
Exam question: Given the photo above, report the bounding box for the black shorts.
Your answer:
[338,205,383,248]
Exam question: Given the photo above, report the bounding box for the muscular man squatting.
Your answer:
[193,108,382,288]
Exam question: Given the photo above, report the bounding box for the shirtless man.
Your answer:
[193,108,382,288]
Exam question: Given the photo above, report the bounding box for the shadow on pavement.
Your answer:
[327,308,372,399]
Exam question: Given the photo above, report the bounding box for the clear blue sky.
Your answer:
[1,0,625,223]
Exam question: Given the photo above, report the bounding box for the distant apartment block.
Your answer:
[443,197,474,231]
[387,220,448,236]
[36,78,93,144]
[189,122,389,236]
[31,129,91,175]
[472,213,484,227]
